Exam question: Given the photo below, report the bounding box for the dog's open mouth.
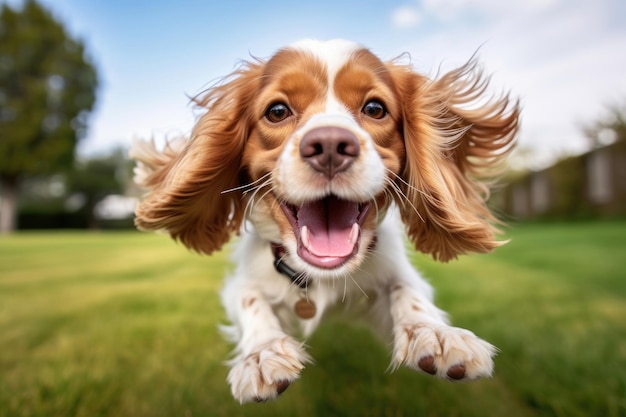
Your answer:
[280,195,370,269]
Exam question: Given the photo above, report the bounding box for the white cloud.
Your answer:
[391,6,422,28]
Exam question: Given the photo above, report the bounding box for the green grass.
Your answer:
[1,222,625,417]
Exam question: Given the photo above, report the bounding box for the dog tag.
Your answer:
[295,298,316,319]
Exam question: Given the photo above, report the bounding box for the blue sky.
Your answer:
[9,0,626,168]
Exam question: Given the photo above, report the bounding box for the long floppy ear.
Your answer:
[389,58,519,262]
[131,60,264,254]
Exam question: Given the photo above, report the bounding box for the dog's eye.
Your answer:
[362,100,387,120]
[265,103,292,123]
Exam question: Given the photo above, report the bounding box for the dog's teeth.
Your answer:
[349,223,360,245]
[301,226,311,250]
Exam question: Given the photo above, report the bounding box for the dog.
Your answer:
[130,39,519,403]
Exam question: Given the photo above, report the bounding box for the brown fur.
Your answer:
[133,48,519,261]
[388,59,519,261]
[134,61,265,254]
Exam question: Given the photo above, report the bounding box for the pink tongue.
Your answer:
[297,196,359,257]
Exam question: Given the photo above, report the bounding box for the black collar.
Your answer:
[271,243,308,289]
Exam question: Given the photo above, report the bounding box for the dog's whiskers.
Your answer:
[346,270,369,300]
[241,174,275,219]
[386,170,435,202]
[250,185,277,217]
[221,172,272,195]
[386,170,432,222]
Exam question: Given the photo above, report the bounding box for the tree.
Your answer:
[0,0,98,233]
[65,148,130,229]
[584,101,626,149]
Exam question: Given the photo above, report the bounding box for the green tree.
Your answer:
[584,101,626,148]
[0,0,98,233]
[65,148,130,229]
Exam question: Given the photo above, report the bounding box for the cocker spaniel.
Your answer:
[130,39,519,403]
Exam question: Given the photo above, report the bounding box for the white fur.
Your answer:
[290,39,361,83]
[221,210,496,403]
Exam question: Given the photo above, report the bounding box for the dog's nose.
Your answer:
[299,127,360,178]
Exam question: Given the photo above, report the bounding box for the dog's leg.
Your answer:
[222,284,311,403]
[388,278,497,380]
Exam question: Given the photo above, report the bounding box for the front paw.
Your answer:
[227,337,311,403]
[392,323,497,380]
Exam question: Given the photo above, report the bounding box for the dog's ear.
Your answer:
[131,61,264,254]
[388,58,519,261]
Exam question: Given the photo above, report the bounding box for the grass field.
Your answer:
[1,221,625,417]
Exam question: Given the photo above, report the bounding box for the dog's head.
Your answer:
[132,39,518,277]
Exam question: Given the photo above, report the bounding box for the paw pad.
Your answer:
[418,356,437,375]
[446,364,466,380]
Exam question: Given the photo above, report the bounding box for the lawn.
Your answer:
[0,222,625,417]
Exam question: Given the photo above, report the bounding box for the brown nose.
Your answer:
[299,127,360,178]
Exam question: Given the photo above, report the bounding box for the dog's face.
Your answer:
[133,39,519,275]
[241,40,404,276]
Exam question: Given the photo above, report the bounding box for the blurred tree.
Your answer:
[584,101,626,148]
[16,148,131,229]
[65,148,130,229]
[0,0,98,233]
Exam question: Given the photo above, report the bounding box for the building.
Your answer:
[496,141,626,220]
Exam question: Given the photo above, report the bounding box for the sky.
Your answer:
[9,0,626,168]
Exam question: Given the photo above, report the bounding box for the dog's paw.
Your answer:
[392,323,497,380]
[227,337,311,403]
